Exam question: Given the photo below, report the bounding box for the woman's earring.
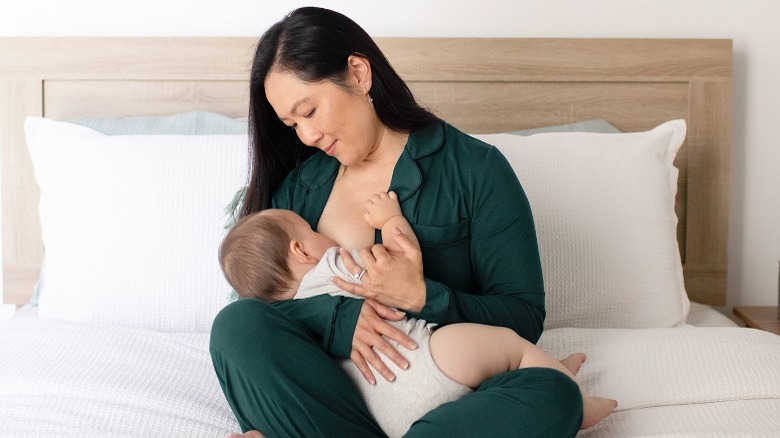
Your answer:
[368,94,374,105]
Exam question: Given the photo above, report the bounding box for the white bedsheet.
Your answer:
[0,318,238,437]
[685,302,738,328]
[582,399,780,437]
[2,318,779,437]
[538,327,780,436]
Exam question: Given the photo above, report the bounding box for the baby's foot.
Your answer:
[581,397,617,430]
[364,191,403,229]
[560,353,587,376]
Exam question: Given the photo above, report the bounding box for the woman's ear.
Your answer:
[346,54,372,91]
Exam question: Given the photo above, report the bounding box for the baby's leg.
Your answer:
[429,323,576,388]
[429,323,616,430]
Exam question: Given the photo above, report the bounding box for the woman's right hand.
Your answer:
[352,299,417,384]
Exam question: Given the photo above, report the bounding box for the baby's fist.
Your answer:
[364,191,402,229]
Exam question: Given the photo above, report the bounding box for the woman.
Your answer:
[210,7,583,437]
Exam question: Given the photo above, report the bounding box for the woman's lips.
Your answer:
[323,140,336,156]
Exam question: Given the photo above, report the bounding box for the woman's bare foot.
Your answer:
[581,397,617,430]
[228,431,265,438]
[560,353,587,376]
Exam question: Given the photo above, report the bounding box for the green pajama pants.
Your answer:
[210,298,583,437]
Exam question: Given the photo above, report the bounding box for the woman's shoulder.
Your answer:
[272,151,339,209]
[410,120,495,160]
[434,121,509,167]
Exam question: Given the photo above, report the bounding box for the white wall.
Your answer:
[2,0,778,308]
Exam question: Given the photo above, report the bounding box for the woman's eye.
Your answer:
[304,109,316,118]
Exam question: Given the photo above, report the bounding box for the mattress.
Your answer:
[537,327,780,436]
[583,399,780,437]
[2,313,778,437]
[685,302,738,328]
[0,318,239,437]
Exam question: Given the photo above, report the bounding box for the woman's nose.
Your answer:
[297,123,323,147]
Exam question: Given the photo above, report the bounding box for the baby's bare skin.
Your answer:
[363,191,420,254]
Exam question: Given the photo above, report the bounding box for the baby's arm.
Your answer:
[363,191,420,254]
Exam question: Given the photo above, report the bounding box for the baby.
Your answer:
[219,192,616,437]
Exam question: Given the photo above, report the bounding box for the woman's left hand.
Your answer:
[333,229,426,313]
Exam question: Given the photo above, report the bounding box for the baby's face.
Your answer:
[283,211,337,261]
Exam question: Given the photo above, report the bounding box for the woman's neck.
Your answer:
[342,126,408,178]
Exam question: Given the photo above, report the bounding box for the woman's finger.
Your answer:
[366,299,407,322]
[370,244,390,263]
[393,227,420,259]
[364,300,416,350]
[359,247,376,267]
[371,337,411,371]
[338,248,363,274]
[359,342,397,382]
[375,320,417,351]
[351,350,377,385]
[332,276,372,298]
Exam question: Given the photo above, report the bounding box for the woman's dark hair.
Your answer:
[242,6,439,217]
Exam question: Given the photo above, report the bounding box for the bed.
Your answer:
[1,37,779,437]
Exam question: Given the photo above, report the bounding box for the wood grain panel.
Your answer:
[0,78,44,304]
[44,80,249,119]
[684,81,731,305]
[0,38,256,80]
[0,38,732,83]
[408,81,689,133]
[3,265,40,306]
[0,37,732,307]
[379,38,732,82]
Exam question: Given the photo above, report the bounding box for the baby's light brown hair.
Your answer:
[218,210,294,302]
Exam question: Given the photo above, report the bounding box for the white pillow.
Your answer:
[25,117,248,332]
[473,120,689,329]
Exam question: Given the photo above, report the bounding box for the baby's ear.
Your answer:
[289,240,314,263]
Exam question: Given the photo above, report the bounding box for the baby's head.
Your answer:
[219,209,336,302]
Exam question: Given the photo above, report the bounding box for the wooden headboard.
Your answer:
[0,37,731,306]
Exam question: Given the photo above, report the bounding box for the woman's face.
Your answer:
[264,63,381,167]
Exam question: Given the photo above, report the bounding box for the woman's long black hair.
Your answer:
[242,6,439,217]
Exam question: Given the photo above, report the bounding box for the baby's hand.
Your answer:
[364,191,403,229]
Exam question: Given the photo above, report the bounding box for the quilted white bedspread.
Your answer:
[2,319,780,437]
[0,318,239,437]
[537,327,780,437]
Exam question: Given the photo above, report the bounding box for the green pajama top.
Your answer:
[271,120,546,358]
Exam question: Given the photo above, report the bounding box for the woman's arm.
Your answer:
[411,146,546,343]
[270,295,361,358]
[413,265,546,343]
[265,173,365,357]
[334,146,546,343]
[270,173,414,366]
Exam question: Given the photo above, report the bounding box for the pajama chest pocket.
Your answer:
[410,221,471,290]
